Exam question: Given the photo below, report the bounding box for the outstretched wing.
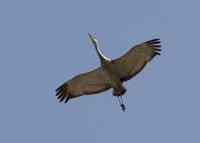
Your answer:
[112,39,161,82]
[55,68,111,103]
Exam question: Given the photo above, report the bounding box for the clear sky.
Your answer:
[1,0,200,143]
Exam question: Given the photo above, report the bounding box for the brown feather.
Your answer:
[112,38,161,82]
[55,38,161,104]
[55,68,111,103]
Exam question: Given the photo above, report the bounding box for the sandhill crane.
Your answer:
[55,33,161,111]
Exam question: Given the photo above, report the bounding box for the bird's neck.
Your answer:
[95,44,110,66]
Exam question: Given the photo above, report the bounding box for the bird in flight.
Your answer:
[55,33,161,111]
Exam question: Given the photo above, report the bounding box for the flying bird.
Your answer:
[55,33,161,111]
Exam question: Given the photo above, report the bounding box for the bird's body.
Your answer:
[56,33,161,111]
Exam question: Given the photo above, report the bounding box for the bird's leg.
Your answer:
[118,96,126,112]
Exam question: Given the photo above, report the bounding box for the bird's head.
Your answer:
[88,33,98,48]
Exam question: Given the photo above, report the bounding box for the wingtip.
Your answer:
[153,47,162,51]
[55,88,59,92]
[55,90,60,96]
[155,51,161,55]
[65,96,70,103]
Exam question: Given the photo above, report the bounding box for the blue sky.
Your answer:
[1,0,200,143]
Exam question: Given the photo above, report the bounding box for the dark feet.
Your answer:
[120,104,126,112]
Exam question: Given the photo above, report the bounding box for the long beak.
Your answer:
[87,33,110,65]
[88,33,95,41]
[88,33,97,47]
[88,33,92,39]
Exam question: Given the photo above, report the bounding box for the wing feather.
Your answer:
[112,39,161,82]
[55,68,111,103]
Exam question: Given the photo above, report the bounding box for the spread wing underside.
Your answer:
[55,68,111,103]
[112,39,161,82]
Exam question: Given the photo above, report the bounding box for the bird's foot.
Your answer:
[117,95,126,112]
[120,103,126,112]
